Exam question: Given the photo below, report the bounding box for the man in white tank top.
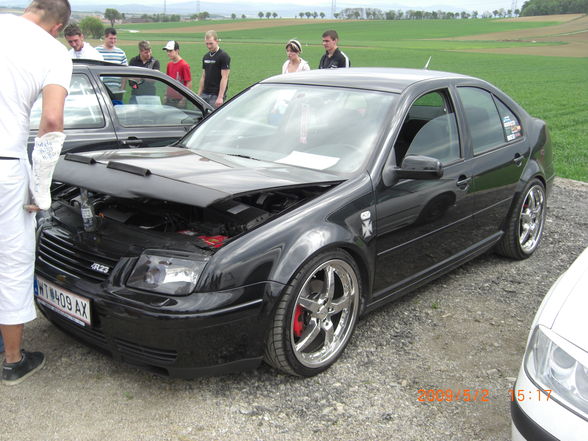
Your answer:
[0,0,72,385]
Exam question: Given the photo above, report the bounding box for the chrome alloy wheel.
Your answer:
[290,259,359,368]
[518,183,546,254]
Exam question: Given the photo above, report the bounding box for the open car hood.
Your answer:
[53,147,342,207]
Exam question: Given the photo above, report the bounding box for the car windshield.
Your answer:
[181,83,396,175]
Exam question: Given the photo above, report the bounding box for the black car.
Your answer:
[28,60,213,154]
[34,68,555,378]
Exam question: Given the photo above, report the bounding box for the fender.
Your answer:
[499,119,553,233]
[518,118,554,194]
[198,173,376,296]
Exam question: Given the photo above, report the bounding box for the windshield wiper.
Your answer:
[225,153,260,161]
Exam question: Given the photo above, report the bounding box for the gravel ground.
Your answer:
[2,177,587,441]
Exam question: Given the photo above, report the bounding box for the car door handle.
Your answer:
[122,138,143,147]
[456,175,472,190]
[513,153,524,167]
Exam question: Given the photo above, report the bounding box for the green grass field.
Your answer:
[111,18,586,181]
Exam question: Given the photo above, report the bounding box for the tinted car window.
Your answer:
[395,90,460,165]
[30,73,105,130]
[457,87,505,155]
[99,75,203,128]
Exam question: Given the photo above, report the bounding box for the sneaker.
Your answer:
[2,350,45,386]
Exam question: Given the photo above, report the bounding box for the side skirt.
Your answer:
[364,232,502,315]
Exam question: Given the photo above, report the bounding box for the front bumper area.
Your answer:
[35,278,285,378]
[511,365,588,441]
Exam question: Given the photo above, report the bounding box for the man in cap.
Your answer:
[0,0,72,385]
[162,40,192,108]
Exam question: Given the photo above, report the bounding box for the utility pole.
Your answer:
[163,0,166,16]
[196,0,200,15]
[331,0,336,18]
[511,0,517,16]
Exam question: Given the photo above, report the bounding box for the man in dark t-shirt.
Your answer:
[129,40,160,70]
[198,30,230,108]
[128,40,160,101]
[318,29,350,69]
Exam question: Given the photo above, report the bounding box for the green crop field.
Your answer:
[110,17,586,181]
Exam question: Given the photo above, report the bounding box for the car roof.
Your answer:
[72,59,152,74]
[261,67,473,94]
[73,59,125,68]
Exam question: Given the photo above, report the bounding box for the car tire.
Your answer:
[264,249,361,377]
[496,178,546,260]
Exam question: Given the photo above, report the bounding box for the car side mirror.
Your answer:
[382,155,444,187]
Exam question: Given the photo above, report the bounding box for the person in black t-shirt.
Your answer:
[129,40,160,70]
[318,30,350,69]
[128,41,160,102]
[197,30,231,108]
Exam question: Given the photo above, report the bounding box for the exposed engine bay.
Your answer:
[50,183,335,250]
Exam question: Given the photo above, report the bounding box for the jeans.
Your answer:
[0,333,4,353]
[200,93,218,108]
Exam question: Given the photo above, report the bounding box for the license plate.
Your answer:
[34,277,92,326]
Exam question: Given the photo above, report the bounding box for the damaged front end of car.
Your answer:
[34,148,340,376]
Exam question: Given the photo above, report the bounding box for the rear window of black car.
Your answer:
[458,87,504,154]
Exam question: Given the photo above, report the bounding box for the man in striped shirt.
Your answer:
[96,27,127,65]
[97,27,127,94]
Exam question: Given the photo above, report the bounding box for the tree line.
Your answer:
[139,13,182,22]
[74,1,587,36]
[258,12,279,19]
[520,0,588,15]
[296,12,326,18]
[336,7,521,19]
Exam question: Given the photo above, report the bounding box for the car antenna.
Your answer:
[424,56,432,70]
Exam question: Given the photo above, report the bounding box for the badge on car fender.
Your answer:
[361,211,373,239]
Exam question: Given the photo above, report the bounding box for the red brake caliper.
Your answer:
[293,305,305,337]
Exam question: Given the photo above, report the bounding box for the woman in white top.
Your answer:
[281,39,310,74]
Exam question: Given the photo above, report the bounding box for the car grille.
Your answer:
[114,338,178,366]
[46,310,177,367]
[38,228,120,283]
[46,307,109,347]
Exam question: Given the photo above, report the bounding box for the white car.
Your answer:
[511,247,588,440]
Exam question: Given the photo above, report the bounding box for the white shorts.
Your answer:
[0,159,37,325]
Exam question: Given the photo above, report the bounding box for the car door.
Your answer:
[97,72,210,148]
[28,69,120,155]
[372,88,478,298]
[456,86,529,239]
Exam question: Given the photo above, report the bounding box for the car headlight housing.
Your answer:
[127,252,207,296]
[525,325,588,418]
